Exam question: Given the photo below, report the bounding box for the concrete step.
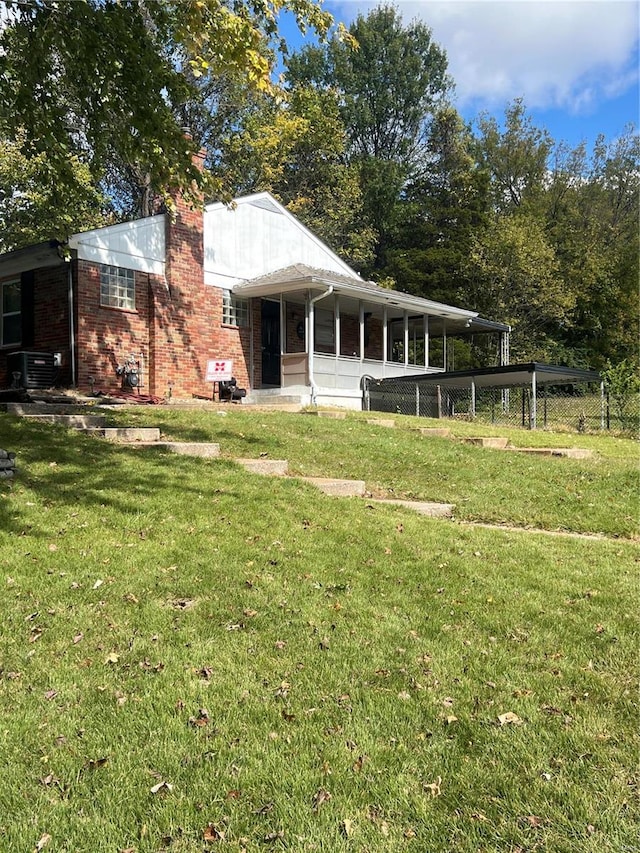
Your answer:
[305,410,347,419]
[510,447,594,459]
[418,427,452,437]
[157,442,220,458]
[368,498,455,518]
[235,458,289,476]
[243,393,305,407]
[464,437,511,449]
[18,413,107,429]
[301,477,366,497]
[4,402,99,416]
[366,418,395,428]
[81,427,162,442]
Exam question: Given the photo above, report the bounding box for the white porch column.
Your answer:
[403,311,409,367]
[424,315,429,368]
[382,306,388,365]
[335,294,340,358]
[531,369,537,430]
[359,302,365,361]
[443,321,448,371]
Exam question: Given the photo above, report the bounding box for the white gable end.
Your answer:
[203,193,360,288]
[69,215,166,276]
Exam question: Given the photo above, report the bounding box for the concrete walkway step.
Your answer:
[305,410,347,419]
[464,437,511,449]
[366,418,395,428]
[301,477,366,497]
[81,427,162,442]
[510,447,594,459]
[236,458,289,476]
[19,413,107,429]
[418,427,452,437]
[368,498,455,518]
[156,442,220,457]
[4,402,99,416]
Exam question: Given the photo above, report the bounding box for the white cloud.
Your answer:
[327,0,639,114]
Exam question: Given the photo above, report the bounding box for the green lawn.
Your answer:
[0,411,637,852]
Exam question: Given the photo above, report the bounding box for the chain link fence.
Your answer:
[364,377,634,433]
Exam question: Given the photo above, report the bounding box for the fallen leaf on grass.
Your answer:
[497,711,523,726]
[341,818,355,838]
[424,776,442,797]
[150,781,173,794]
[203,823,226,843]
[312,788,332,812]
[104,652,119,665]
[44,690,58,701]
[189,708,210,727]
[84,756,109,771]
[35,834,51,851]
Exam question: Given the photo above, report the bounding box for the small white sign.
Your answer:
[205,359,233,383]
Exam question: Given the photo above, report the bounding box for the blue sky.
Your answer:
[281,0,639,151]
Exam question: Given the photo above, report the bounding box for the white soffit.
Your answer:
[203,193,360,288]
[69,215,166,276]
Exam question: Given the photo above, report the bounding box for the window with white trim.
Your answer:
[1,280,21,347]
[100,264,135,310]
[222,290,249,327]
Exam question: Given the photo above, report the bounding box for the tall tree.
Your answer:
[0,0,335,212]
[0,130,109,251]
[286,4,452,277]
[217,86,376,270]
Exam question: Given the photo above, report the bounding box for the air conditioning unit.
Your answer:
[7,351,56,389]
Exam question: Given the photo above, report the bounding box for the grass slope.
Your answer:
[0,412,637,852]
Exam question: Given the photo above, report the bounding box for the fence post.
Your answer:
[470,378,476,419]
[437,385,442,419]
[416,383,420,417]
[600,381,605,431]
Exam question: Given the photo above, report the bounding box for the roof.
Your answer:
[234,263,501,328]
[0,240,66,278]
[377,363,601,388]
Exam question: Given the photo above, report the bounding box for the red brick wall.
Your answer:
[75,260,152,394]
[0,266,71,387]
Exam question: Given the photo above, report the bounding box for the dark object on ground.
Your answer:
[219,378,246,403]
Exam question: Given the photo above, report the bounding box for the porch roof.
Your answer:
[0,240,66,278]
[233,264,509,333]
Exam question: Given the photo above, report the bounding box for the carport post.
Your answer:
[530,370,537,429]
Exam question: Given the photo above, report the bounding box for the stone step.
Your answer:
[418,427,452,437]
[81,427,162,442]
[18,413,107,429]
[510,447,594,459]
[235,458,289,476]
[464,437,511,449]
[368,498,455,518]
[4,402,98,416]
[305,410,347,419]
[157,442,220,458]
[366,418,395,428]
[243,394,304,407]
[301,477,366,497]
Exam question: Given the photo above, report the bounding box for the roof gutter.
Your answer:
[308,285,334,406]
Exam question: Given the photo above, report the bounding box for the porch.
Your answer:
[234,264,510,409]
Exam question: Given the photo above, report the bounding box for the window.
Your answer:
[1,280,21,347]
[100,264,135,310]
[222,291,249,327]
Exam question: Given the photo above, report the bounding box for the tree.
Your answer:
[0,131,109,252]
[286,4,452,277]
[217,86,376,270]
[0,0,335,210]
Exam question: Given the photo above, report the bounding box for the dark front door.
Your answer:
[261,299,281,386]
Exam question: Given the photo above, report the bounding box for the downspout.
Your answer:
[308,285,334,406]
[64,254,76,388]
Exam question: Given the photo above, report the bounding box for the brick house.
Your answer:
[0,186,510,408]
